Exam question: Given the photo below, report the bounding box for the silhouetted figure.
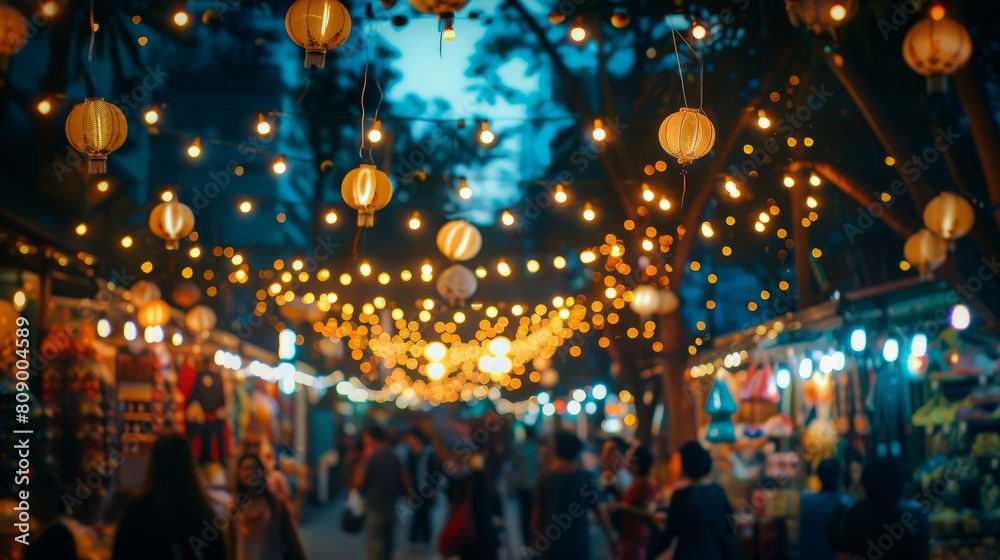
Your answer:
[612,445,657,560]
[227,453,307,560]
[798,459,851,560]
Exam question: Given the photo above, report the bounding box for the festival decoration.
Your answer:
[903,228,948,280]
[922,192,975,246]
[658,107,716,165]
[436,220,482,262]
[149,199,196,250]
[436,264,478,306]
[171,281,202,309]
[185,305,217,335]
[657,289,680,315]
[408,0,468,40]
[342,164,393,228]
[0,5,28,72]
[130,280,162,306]
[629,285,659,316]
[284,0,352,69]
[137,299,171,328]
[64,98,128,174]
[785,0,856,36]
[705,375,738,443]
[903,7,972,93]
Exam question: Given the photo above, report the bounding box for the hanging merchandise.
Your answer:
[185,356,229,465]
[740,354,781,404]
[705,376,738,443]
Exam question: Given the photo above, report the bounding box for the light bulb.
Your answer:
[408,212,421,230]
[692,22,707,40]
[442,24,456,41]
[757,110,770,129]
[325,210,337,224]
[592,384,607,400]
[256,113,271,135]
[583,202,596,222]
[641,184,654,202]
[144,108,159,124]
[807,196,818,208]
[950,304,971,330]
[929,4,946,21]
[526,259,540,273]
[359,261,372,276]
[173,10,189,26]
[121,235,133,248]
[479,120,495,145]
[570,16,586,42]
[829,4,847,21]
[580,250,596,263]
[850,328,867,353]
[239,200,252,213]
[501,210,515,226]
[459,177,472,200]
[368,120,382,143]
[123,321,137,341]
[659,198,671,210]
[783,175,795,188]
[911,333,928,358]
[97,180,110,192]
[425,342,447,362]
[701,222,714,238]
[187,138,201,158]
[497,260,512,277]
[97,319,111,338]
[75,223,87,236]
[553,256,566,269]
[554,184,568,204]
[592,119,606,142]
[272,155,287,174]
[882,338,900,362]
[809,173,821,186]
[776,368,791,389]
[798,358,813,379]
[427,361,446,380]
[37,98,52,115]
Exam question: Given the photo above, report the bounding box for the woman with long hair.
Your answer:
[112,434,230,560]
[227,453,308,560]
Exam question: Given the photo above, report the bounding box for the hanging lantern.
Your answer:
[407,0,469,39]
[64,98,128,174]
[540,368,559,388]
[658,107,715,165]
[137,299,171,328]
[785,0,857,37]
[0,5,29,72]
[903,10,972,94]
[285,0,352,69]
[658,289,680,315]
[630,285,660,316]
[341,164,393,228]
[185,304,217,335]
[436,220,482,261]
[171,281,202,309]
[610,11,630,29]
[149,199,195,250]
[903,229,948,280]
[130,280,161,306]
[436,264,478,306]
[922,192,975,245]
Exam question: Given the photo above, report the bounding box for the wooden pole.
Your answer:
[791,181,812,309]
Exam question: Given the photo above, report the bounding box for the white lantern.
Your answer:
[630,285,660,316]
[130,280,161,306]
[436,264,478,306]
[149,199,195,250]
[185,305,217,335]
[436,220,482,262]
[341,164,392,227]
[922,192,975,245]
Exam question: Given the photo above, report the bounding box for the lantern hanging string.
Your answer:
[84,0,97,97]
[368,34,384,165]
[671,30,704,112]
[358,22,376,160]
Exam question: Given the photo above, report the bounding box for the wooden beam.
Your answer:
[953,66,1000,226]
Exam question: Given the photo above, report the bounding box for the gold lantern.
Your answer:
[64,98,128,174]
[130,280,162,306]
[285,0,352,69]
[903,228,948,280]
[341,164,393,227]
[436,220,482,262]
[903,10,972,93]
[436,264,478,306]
[785,0,857,36]
[629,285,660,316]
[658,107,715,165]
[0,5,29,72]
[923,192,975,245]
[149,199,195,250]
[185,305,217,335]
[137,299,171,328]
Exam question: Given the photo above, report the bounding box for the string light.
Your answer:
[189,246,201,258]
[408,212,421,230]
[497,259,512,277]
[325,210,338,224]
[692,21,707,39]
[659,198,671,211]
[272,155,287,174]
[583,202,596,222]
[256,113,271,135]
[641,183,654,202]
[570,16,586,42]
[580,250,596,263]
[121,235,133,248]
[553,256,566,269]
[41,1,58,17]
[478,120,495,145]
[783,175,795,188]
[809,173,821,186]
[554,184,568,204]
[96,180,109,192]
[239,200,252,213]
[187,137,202,158]
[501,210,515,227]
[173,10,189,26]
[442,23,456,41]
[368,119,382,143]
[701,222,714,238]
[829,3,847,21]
[459,177,472,200]
[757,109,770,129]
[144,108,159,124]
[592,119,606,142]
[806,196,818,208]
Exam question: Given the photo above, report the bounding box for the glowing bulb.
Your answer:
[850,328,867,353]
[950,304,971,330]
[187,138,202,158]
[359,261,372,276]
[427,361,446,380]
[173,10,189,26]
[692,22,707,39]
[75,223,87,235]
[929,4,946,21]
[526,259,540,273]
[368,120,382,143]
[554,184,568,204]
[642,184,655,202]
[776,368,791,389]
[754,222,765,232]
[459,177,472,200]
[819,355,833,374]
[144,109,159,124]
[97,319,111,338]
[829,4,847,21]
[783,175,795,188]
[832,351,846,371]
[659,198,671,210]
[573,389,586,402]
[41,1,57,17]
[757,115,771,129]
[489,337,511,356]
[799,358,813,379]
[497,260,512,277]
[501,210,515,226]
[553,256,566,269]
[37,98,52,115]
[701,222,714,238]
[479,121,495,145]
[583,203,596,222]
[408,212,421,230]
[272,155,287,174]
[325,210,338,224]
[806,196,818,208]
[570,16,586,42]
[882,338,899,362]
[592,384,607,400]
[809,173,821,187]
[911,333,928,358]
[425,342,447,362]
[123,321,137,341]
[121,235,133,248]
[580,250,596,263]
[256,113,271,135]
[96,180,109,192]
[189,246,201,258]
[642,239,654,251]
[239,200,252,213]
[592,119,606,142]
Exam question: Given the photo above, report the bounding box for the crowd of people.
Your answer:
[22,418,932,560]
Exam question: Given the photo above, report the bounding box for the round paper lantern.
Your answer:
[137,299,171,328]
[903,11,972,93]
[658,108,715,165]
[658,289,680,315]
[0,5,29,72]
[548,10,565,25]
[130,280,161,306]
[610,11,630,29]
[65,98,128,174]
[285,0,352,69]
[185,305,217,335]
[540,368,559,388]
[149,199,195,250]
[904,228,948,279]
[436,264,478,306]
[341,164,393,227]
[436,220,482,261]
[408,0,469,14]
[171,281,202,309]
[786,0,857,36]
[922,192,975,244]
[630,285,660,316]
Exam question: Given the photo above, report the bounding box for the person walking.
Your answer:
[511,425,541,547]
[609,446,657,560]
[358,424,410,560]
[112,434,230,560]
[404,427,439,546]
[530,431,618,560]
[798,459,852,560]
[227,454,307,560]
[651,441,739,560]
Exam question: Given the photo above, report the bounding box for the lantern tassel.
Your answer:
[351,226,362,259]
[681,164,688,209]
